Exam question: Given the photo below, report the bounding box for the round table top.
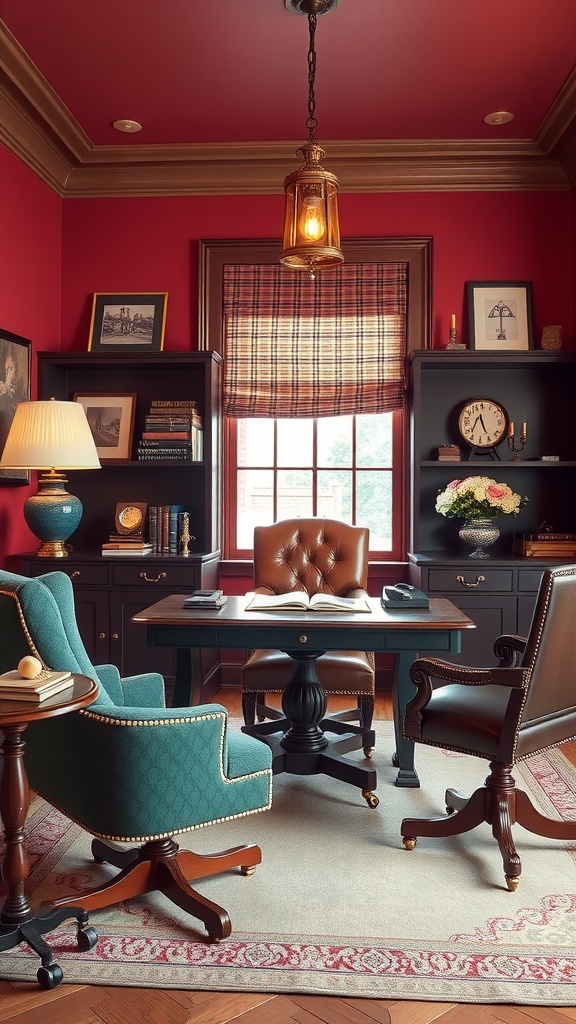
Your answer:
[0,674,99,726]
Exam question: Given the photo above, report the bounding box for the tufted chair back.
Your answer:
[242,518,375,742]
[253,518,369,598]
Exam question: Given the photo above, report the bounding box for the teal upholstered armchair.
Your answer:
[0,569,272,941]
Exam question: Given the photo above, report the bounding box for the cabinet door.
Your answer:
[109,589,177,681]
[440,594,517,665]
[73,589,111,666]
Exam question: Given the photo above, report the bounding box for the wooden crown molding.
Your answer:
[0,18,574,198]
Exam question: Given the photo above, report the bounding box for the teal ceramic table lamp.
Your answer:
[0,398,101,556]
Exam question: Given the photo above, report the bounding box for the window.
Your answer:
[226,411,402,558]
[199,238,432,559]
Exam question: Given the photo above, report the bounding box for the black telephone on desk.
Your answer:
[381,583,430,609]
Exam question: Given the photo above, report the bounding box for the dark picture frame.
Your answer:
[88,292,167,352]
[74,393,136,461]
[0,328,31,485]
[467,281,534,351]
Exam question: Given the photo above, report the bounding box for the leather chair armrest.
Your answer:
[405,657,527,738]
[494,633,527,667]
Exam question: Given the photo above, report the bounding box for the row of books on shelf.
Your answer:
[101,505,191,556]
[137,399,203,461]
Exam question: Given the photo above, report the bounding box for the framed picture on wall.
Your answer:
[74,393,136,460]
[0,328,31,486]
[88,292,168,352]
[467,281,534,351]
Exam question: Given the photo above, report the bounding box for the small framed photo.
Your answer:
[0,328,31,486]
[88,292,167,352]
[74,393,136,461]
[467,281,534,351]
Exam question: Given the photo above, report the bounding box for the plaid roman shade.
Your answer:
[222,262,407,418]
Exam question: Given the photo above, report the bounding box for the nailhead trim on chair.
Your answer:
[0,587,47,667]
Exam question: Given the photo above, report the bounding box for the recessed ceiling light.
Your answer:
[483,111,514,126]
[112,119,142,133]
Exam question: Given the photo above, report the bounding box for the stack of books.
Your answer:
[102,537,153,556]
[512,532,576,558]
[436,444,461,461]
[137,400,203,462]
[183,590,227,610]
[0,669,73,703]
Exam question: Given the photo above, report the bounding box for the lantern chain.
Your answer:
[306,13,318,140]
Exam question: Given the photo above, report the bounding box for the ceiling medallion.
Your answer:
[111,119,143,133]
[483,111,514,126]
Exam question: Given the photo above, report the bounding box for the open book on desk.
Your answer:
[245,592,371,613]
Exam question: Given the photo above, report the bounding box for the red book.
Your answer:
[141,431,191,440]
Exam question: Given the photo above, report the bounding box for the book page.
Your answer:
[309,594,371,613]
[244,592,310,612]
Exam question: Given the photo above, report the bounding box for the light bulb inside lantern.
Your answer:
[299,195,325,242]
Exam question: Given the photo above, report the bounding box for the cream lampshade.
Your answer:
[0,398,101,557]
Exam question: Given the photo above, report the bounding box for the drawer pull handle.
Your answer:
[112,633,119,641]
[139,572,167,583]
[98,632,106,640]
[456,574,486,588]
[69,571,80,580]
[299,634,308,644]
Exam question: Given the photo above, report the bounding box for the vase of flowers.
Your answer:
[435,476,528,558]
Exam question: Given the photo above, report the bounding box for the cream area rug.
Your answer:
[2,721,576,1003]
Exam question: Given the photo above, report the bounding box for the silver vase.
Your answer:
[458,517,500,558]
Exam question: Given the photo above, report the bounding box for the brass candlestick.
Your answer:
[507,423,527,462]
[446,324,466,350]
[179,512,195,556]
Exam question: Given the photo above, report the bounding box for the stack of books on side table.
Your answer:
[0,669,73,702]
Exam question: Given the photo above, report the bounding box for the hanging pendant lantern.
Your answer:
[280,0,344,279]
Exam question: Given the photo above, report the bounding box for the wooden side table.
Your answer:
[0,673,99,988]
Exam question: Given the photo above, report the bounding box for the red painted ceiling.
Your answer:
[0,0,574,148]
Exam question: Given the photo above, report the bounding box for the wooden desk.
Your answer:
[133,595,475,795]
[0,674,99,989]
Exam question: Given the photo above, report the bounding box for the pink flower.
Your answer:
[486,484,507,501]
[447,479,460,491]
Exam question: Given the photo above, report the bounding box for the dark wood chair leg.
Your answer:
[242,691,257,726]
[43,837,262,941]
[514,788,576,840]
[401,785,488,844]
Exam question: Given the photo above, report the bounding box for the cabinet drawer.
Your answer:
[111,564,196,588]
[427,568,514,593]
[518,567,547,592]
[26,562,109,586]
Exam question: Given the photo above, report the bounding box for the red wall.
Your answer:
[1,142,574,563]
[60,190,574,352]
[0,146,62,560]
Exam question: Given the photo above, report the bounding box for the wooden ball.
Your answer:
[18,655,43,679]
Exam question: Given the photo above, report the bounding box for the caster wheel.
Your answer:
[77,925,98,951]
[37,962,63,989]
[403,837,417,851]
[240,865,256,876]
[362,790,379,808]
[363,746,374,759]
[506,875,520,892]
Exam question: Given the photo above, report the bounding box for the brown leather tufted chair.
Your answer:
[241,518,375,743]
[401,563,576,891]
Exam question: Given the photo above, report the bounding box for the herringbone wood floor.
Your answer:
[1,688,575,1024]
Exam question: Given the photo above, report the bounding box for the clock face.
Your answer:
[457,398,508,449]
[117,505,144,533]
